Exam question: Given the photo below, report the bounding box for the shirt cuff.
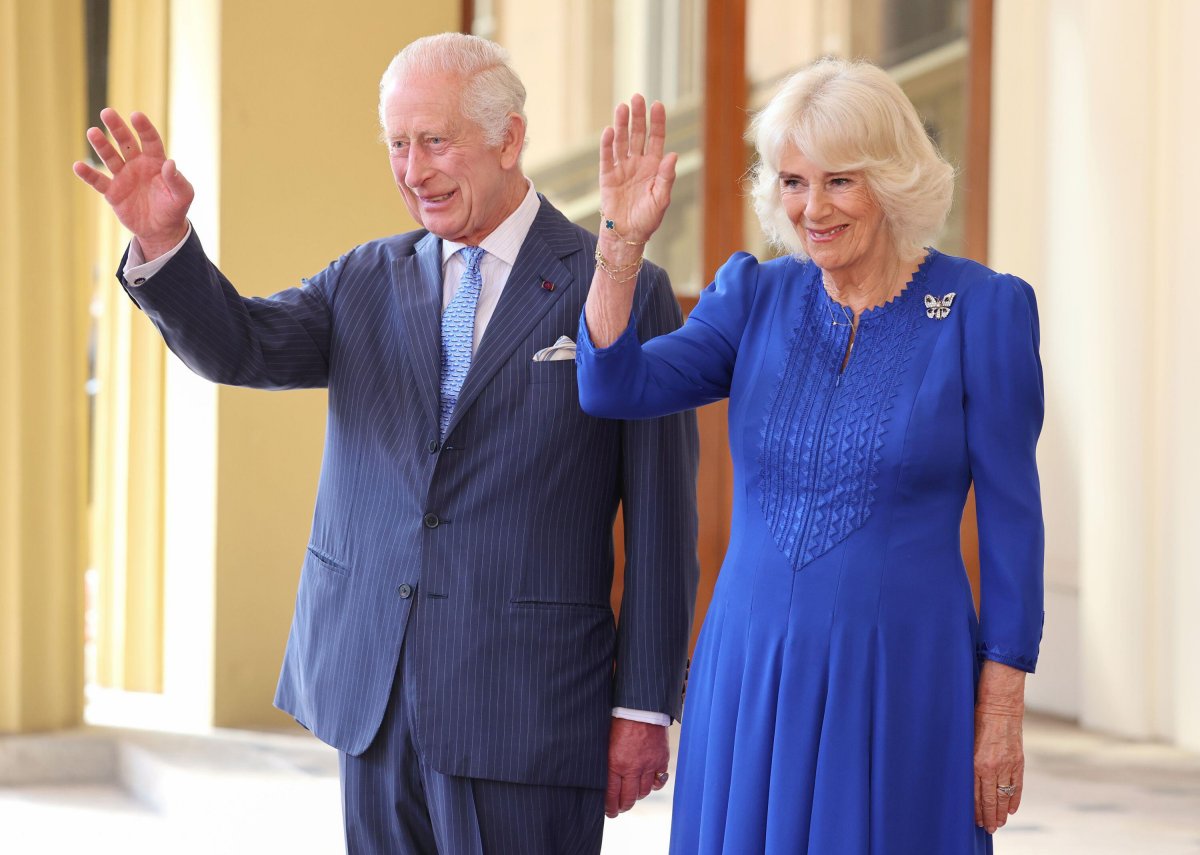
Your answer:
[612,707,671,726]
[122,223,193,285]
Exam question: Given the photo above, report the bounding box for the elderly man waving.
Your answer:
[74,32,698,855]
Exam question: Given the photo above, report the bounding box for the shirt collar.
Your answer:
[441,181,540,269]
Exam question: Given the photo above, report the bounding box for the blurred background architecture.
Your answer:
[2,0,1199,851]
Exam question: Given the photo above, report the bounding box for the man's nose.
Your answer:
[405,146,431,188]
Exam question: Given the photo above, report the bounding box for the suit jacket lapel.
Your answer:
[393,231,444,432]
[444,199,580,439]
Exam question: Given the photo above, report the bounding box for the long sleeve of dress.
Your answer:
[577,252,762,419]
[962,273,1046,672]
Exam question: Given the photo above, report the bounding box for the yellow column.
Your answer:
[151,0,460,728]
[0,0,89,731]
[91,0,170,693]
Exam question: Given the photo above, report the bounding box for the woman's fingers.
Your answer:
[655,151,678,201]
[599,125,615,176]
[1008,767,1024,814]
[977,770,1020,833]
[647,100,667,159]
[979,775,999,832]
[995,781,1013,827]
[628,93,647,156]
[612,101,630,163]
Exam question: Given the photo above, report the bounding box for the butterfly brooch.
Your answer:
[924,292,956,320]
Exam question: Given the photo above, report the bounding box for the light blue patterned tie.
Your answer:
[439,246,486,438]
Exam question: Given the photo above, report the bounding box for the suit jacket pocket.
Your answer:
[306,544,349,577]
[510,599,610,612]
[528,359,577,384]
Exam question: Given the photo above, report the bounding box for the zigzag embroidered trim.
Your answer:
[758,255,933,570]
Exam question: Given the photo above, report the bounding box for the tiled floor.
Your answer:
[1,714,1197,854]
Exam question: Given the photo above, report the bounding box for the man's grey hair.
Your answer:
[379,33,527,149]
[747,57,955,259]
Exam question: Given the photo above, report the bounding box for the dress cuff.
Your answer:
[976,645,1038,674]
[612,707,671,726]
[578,309,640,357]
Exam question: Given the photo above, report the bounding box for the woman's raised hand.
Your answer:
[73,108,193,260]
[598,95,677,245]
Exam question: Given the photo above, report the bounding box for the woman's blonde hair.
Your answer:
[747,57,955,259]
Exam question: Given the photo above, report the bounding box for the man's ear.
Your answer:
[499,113,527,169]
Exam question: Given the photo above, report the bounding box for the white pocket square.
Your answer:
[532,335,577,362]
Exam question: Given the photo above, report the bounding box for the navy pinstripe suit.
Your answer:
[121,196,699,793]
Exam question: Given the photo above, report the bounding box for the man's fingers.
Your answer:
[86,126,125,175]
[101,107,140,159]
[605,770,621,818]
[163,160,194,202]
[973,775,982,827]
[637,771,654,800]
[73,161,111,194]
[628,94,647,156]
[131,111,166,159]
[618,773,638,813]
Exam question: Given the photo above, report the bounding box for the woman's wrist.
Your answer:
[976,660,1027,715]
[597,232,646,268]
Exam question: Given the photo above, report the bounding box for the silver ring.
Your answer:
[997,784,1017,797]
[655,771,669,785]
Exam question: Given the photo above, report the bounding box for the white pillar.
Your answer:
[1156,0,1200,752]
[992,0,1200,746]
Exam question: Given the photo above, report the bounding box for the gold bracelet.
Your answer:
[593,245,642,274]
[594,244,644,283]
[599,211,649,246]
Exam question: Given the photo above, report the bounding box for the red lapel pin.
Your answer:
[541,280,555,292]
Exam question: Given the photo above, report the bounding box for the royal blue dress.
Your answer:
[577,250,1044,854]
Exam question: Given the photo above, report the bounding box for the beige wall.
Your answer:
[153,0,459,729]
[991,0,1200,750]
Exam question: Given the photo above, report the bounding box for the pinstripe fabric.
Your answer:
[119,196,699,791]
[340,628,603,855]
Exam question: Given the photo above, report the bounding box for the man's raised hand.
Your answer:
[73,108,193,261]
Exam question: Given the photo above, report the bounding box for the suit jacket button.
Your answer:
[423,513,440,528]
[427,439,440,453]
[397,583,414,599]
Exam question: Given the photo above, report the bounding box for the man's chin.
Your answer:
[417,215,466,242]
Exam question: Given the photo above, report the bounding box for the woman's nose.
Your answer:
[805,186,829,220]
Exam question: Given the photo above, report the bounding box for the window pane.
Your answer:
[476,0,707,294]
